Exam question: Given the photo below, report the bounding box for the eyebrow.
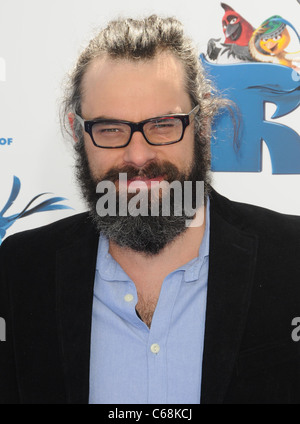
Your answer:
[89,111,182,121]
[90,115,119,121]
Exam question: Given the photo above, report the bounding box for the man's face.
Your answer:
[73,52,209,255]
[80,52,195,183]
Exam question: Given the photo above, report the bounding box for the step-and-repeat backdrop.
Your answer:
[0,0,299,243]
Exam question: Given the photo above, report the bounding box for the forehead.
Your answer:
[80,52,191,120]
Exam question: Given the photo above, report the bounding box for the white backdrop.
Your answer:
[0,0,299,240]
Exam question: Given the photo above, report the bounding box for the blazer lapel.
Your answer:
[201,196,258,404]
[56,219,99,404]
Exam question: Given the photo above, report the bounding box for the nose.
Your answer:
[122,131,157,168]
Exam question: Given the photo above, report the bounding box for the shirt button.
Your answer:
[151,344,160,354]
[124,294,134,303]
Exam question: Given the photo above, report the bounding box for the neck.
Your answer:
[108,207,207,328]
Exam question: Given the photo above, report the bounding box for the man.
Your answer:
[0,15,300,405]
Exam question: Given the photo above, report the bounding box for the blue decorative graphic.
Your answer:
[0,176,72,245]
[201,55,300,173]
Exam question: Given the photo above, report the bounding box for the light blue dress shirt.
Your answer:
[89,200,210,404]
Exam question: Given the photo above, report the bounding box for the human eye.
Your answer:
[150,118,177,131]
[93,122,127,136]
[100,128,120,135]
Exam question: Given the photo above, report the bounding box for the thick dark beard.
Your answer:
[75,133,211,256]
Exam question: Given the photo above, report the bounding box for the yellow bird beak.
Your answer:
[265,40,278,51]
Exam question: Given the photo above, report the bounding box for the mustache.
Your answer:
[95,161,185,185]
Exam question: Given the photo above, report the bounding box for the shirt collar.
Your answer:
[180,197,210,283]
[96,197,210,284]
[96,235,127,281]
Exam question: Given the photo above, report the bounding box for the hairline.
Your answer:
[79,49,195,116]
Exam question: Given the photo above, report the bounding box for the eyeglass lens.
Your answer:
[92,117,184,147]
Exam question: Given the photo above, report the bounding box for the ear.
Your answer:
[221,3,234,12]
[68,113,78,142]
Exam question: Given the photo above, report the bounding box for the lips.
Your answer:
[101,161,182,193]
[127,176,165,188]
[128,176,163,182]
[117,175,166,191]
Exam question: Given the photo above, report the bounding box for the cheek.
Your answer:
[167,134,195,170]
[84,136,120,178]
[183,128,196,160]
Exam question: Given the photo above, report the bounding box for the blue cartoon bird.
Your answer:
[0,176,72,245]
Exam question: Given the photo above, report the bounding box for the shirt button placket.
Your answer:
[148,341,167,404]
[150,344,160,354]
[124,294,134,303]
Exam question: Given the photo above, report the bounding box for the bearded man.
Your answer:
[1,15,300,405]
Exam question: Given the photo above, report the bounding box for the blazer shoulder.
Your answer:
[210,189,300,242]
[0,212,95,254]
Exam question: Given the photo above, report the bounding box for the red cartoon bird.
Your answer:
[207,3,255,63]
[222,3,254,46]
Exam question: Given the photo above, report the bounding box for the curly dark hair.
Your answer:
[60,14,231,155]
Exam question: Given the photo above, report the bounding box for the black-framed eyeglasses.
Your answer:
[75,105,200,149]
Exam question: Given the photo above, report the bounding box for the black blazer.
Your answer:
[1,189,300,404]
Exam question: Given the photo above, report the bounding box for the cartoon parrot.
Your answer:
[207,3,255,63]
[249,16,300,70]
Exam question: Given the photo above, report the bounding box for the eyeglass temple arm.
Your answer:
[190,105,200,116]
[74,113,85,128]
